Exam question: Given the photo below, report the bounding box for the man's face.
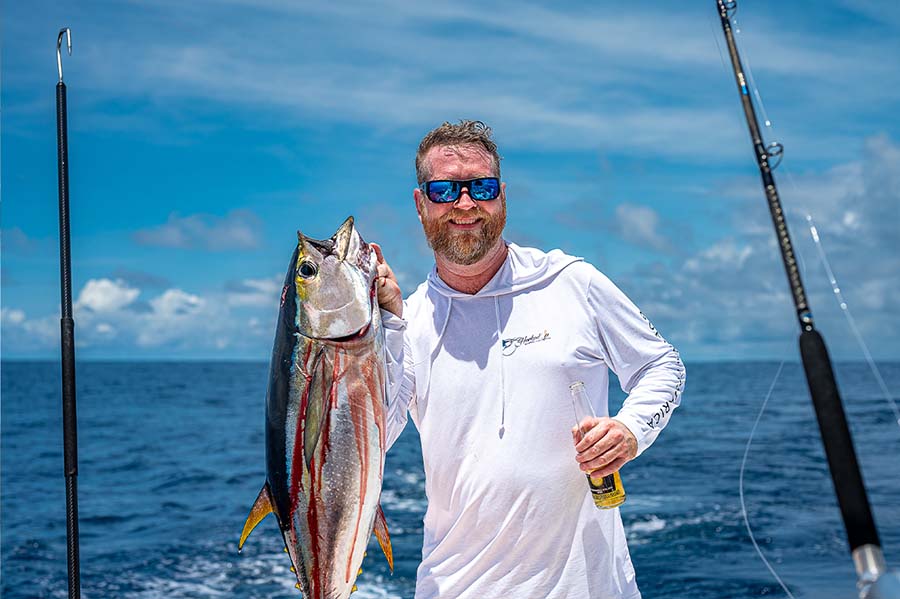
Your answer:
[415,144,507,266]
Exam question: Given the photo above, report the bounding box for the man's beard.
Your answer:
[422,199,506,266]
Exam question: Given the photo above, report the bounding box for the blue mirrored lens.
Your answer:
[427,181,459,203]
[424,178,500,203]
[470,178,500,200]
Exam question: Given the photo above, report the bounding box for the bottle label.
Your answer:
[589,474,617,494]
[586,472,626,509]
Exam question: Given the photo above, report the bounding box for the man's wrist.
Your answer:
[382,301,402,319]
[379,303,406,328]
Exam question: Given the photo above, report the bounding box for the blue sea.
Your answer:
[2,360,899,599]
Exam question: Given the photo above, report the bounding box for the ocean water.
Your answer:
[2,360,898,599]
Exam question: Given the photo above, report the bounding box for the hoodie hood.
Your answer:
[426,242,582,298]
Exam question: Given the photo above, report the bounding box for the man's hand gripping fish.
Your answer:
[239,217,393,598]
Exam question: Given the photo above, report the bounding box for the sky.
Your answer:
[2,0,899,361]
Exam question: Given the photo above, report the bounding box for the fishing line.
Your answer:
[806,216,900,429]
[717,3,897,592]
[730,18,900,432]
[709,8,897,593]
[706,9,730,72]
[706,16,799,593]
[738,359,797,599]
[731,18,773,129]
[708,6,775,129]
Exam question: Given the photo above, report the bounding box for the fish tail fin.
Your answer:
[239,482,274,551]
[373,504,394,573]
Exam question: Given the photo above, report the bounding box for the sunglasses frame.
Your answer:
[419,177,501,204]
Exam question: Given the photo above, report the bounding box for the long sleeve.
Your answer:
[586,270,686,457]
[381,309,417,451]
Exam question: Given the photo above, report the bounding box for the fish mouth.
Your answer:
[329,322,371,342]
[299,321,371,344]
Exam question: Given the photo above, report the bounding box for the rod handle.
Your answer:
[799,329,880,552]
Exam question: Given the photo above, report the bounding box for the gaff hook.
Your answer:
[57,27,72,83]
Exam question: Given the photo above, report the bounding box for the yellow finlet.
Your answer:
[373,504,394,572]
[239,483,274,551]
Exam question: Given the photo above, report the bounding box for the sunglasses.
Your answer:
[419,177,501,203]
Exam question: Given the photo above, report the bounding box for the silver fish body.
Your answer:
[241,216,393,598]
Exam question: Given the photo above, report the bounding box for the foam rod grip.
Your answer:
[800,329,880,552]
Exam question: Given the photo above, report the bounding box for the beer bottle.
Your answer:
[569,381,626,509]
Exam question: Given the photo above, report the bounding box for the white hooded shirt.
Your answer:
[382,243,685,599]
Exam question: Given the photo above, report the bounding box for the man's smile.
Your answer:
[447,217,482,229]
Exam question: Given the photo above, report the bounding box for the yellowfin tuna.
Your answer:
[239,217,393,598]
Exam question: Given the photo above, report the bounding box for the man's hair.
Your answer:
[415,120,502,183]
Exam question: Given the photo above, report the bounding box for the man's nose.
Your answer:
[455,187,477,209]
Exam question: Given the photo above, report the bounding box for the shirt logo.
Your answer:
[501,329,551,356]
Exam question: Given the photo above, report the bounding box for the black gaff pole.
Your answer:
[714,0,890,589]
[55,27,82,599]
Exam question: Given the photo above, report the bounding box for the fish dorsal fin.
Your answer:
[334,216,355,262]
[239,483,274,551]
[373,503,394,572]
[304,348,331,469]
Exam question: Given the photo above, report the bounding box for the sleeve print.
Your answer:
[635,311,685,432]
[587,270,686,457]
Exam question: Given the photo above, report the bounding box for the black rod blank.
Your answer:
[55,27,82,599]
[715,0,881,557]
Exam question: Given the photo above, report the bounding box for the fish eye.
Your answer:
[298,261,318,279]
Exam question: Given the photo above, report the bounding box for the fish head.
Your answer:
[292,216,377,340]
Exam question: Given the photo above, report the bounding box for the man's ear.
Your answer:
[413,188,425,225]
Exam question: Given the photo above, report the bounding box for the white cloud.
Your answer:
[75,279,140,313]
[614,204,674,253]
[95,323,117,337]
[137,290,210,347]
[133,210,262,251]
[225,276,283,308]
[149,289,204,316]
[1,273,287,357]
[10,0,886,165]
[684,240,755,274]
[624,135,900,360]
[1,227,42,254]
[1,307,26,325]
[1,307,59,354]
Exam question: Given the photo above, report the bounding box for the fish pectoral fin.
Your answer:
[239,483,274,551]
[304,348,332,469]
[373,503,394,573]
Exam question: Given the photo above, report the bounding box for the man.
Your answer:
[373,120,685,599]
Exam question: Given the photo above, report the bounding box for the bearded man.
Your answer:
[373,120,685,599]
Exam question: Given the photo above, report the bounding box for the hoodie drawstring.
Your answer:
[421,296,453,405]
[494,296,506,439]
[419,245,583,441]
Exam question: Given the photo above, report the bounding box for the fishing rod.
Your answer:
[55,26,82,599]
[714,2,900,598]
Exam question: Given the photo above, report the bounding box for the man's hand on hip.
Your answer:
[572,417,638,479]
